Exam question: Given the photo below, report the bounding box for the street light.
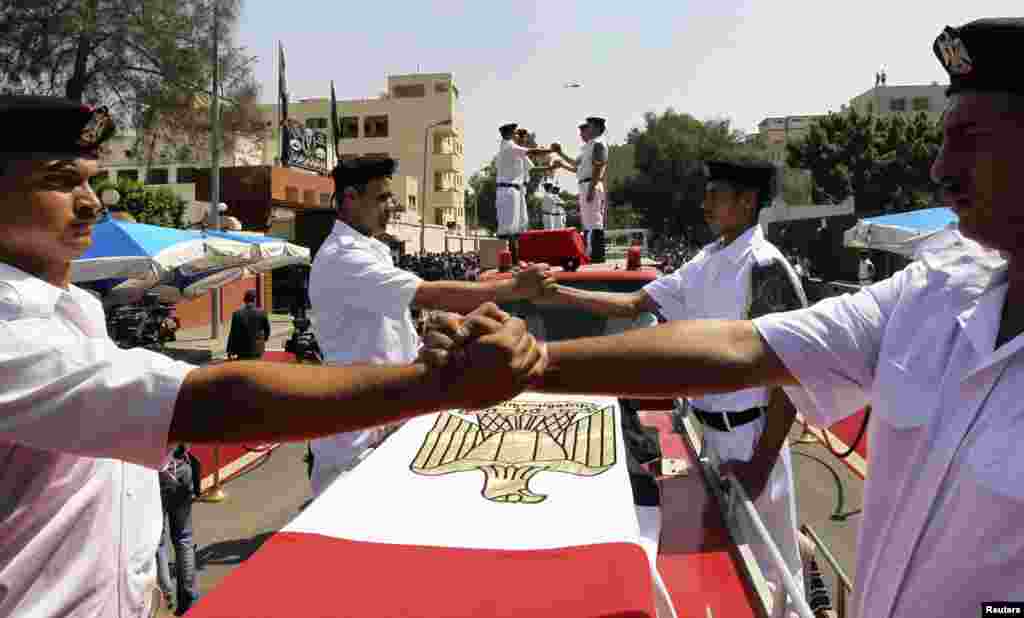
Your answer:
[420,118,452,255]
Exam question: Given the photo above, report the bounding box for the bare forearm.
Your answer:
[533,319,795,398]
[752,387,798,464]
[170,361,449,444]
[543,284,642,318]
[591,162,606,182]
[415,279,522,314]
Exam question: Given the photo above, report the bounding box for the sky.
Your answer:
[236,0,1019,184]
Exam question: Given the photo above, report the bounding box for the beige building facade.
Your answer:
[757,115,826,163]
[847,83,947,121]
[258,72,466,233]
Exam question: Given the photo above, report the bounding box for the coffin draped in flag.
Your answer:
[188,394,675,618]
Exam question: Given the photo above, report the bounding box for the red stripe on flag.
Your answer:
[188,532,656,618]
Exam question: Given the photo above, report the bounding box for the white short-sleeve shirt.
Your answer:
[0,263,195,617]
[643,225,789,412]
[496,139,531,185]
[308,221,423,463]
[754,233,1024,618]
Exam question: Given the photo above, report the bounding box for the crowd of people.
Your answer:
[396,251,481,282]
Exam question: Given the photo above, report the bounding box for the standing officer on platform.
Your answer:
[535,160,807,614]
[495,123,554,263]
[0,95,546,618]
[552,117,609,262]
[540,182,566,230]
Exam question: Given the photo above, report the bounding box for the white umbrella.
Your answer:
[843,208,958,258]
[203,230,310,272]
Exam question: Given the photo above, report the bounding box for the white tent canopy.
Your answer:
[843,207,958,258]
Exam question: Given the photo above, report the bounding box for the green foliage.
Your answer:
[786,109,942,212]
[468,159,498,233]
[92,177,186,229]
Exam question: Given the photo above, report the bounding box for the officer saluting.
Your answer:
[0,96,545,618]
[552,117,609,262]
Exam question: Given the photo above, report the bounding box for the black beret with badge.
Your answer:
[0,95,116,159]
[585,116,606,132]
[703,160,778,210]
[330,156,398,195]
[934,18,1024,96]
[499,123,518,134]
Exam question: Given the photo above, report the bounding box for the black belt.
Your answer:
[578,178,592,184]
[692,406,765,432]
[542,211,563,215]
[497,183,522,190]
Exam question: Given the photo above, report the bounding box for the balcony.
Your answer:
[431,152,462,170]
[429,191,460,209]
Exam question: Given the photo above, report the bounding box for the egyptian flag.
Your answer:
[278,42,289,165]
[188,394,675,617]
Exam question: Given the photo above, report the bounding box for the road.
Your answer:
[160,425,863,616]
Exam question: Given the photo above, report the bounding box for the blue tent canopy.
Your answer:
[857,208,958,233]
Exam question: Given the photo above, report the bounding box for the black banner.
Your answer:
[282,120,329,175]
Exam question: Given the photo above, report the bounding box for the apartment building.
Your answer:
[258,72,466,232]
[847,82,947,120]
[757,115,826,163]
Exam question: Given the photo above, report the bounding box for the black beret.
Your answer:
[331,156,398,193]
[0,95,116,159]
[578,122,589,129]
[704,160,778,205]
[499,123,518,133]
[935,18,1024,96]
[586,116,606,129]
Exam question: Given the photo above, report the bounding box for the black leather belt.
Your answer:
[578,178,592,184]
[497,183,522,190]
[692,406,766,432]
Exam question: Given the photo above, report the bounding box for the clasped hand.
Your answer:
[416,303,548,410]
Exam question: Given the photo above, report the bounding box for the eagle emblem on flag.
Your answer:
[412,401,616,504]
[935,28,973,76]
[77,106,116,151]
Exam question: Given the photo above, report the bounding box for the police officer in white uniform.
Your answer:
[553,117,608,262]
[540,182,566,230]
[495,123,554,262]
[0,96,546,618]
[535,160,807,615]
[425,18,1024,618]
[307,156,554,497]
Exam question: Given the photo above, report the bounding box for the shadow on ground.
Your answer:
[197,532,274,568]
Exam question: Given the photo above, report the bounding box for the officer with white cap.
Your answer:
[552,117,609,261]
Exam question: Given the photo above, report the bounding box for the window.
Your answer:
[435,210,445,225]
[176,167,198,184]
[340,117,359,139]
[912,97,931,111]
[118,169,139,182]
[435,82,449,94]
[364,115,388,138]
[393,84,426,98]
[145,168,168,185]
[889,98,907,112]
[866,102,874,114]
[408,195,417,210]
[305,117,328,129]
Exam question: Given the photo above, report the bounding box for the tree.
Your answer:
[786,109,942,212]
[93,177,186,229]
[0,0,262,169]
[468,159,498,234]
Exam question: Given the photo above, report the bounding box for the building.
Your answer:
[757,115,826,163]
[257,72,466,238]
[847,82,947,120]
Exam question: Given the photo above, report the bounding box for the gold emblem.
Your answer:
[412,401,616,504]
[936,30,973,76]
[77,106,115,150]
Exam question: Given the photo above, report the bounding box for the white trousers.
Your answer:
[496,186,527,237]
[579,181,606,231]
[702,414,803,613]
[541,213,565,230]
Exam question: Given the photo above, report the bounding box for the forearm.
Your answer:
[543,284,642,318]
[415,279,522,314]
[591,162,606,182]
[751,387,798,464]
[533,319,795,398]
[170,361,450,444]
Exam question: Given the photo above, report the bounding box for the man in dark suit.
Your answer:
[226,289,270,360]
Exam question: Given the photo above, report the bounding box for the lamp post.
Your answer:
[209,0,223,341]
[420,118,452,255]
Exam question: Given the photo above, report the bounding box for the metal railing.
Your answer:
[675,401,816,618]
[801,523,853,618]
